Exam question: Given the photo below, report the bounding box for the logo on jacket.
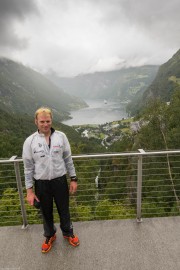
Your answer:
[38,143,42,147]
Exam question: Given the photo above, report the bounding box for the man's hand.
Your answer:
[26,188,39,206]
[69,181,77,195]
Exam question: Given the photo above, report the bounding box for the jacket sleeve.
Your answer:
[62,133,76,178]
[22,137,35,189]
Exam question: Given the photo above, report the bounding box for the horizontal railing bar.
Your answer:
[1,149,180,164]
[70,203,136,207]
[78,180,180,187]
[0,170,16,173]
[73,150,180,158]
[75,163,138,167]
[1,214,24,218]
[76,210,134,214]
[77,186,137,191]
[72,200,177,205]
[69,193,135,197]
[0,159,23,164]
[0,183,17,186]
[143,195,179,199]
[0,176,16,179]
[71,214,136,218]
[142,189,180,194]
[0,198,22,202]
[77,170,138,174]
[78,175,137,180]
[79,178,137,183]
[141,207,179,211]
[70,198,136,203]
[141,178,180,182]
[0,221,21,224]
[142,184,180,188]
[141,212,179,215]
[142,173,179,177]
[0,209,22,213]
[141,201,178,205]
[0,208,39,212]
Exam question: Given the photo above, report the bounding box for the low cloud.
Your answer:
[0,0,38,50]
[0,0,179,76]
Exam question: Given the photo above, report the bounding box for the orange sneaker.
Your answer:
[63,234,80,247]
[41,234,56,253]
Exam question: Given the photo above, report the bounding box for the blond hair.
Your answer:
[35,107,53,119]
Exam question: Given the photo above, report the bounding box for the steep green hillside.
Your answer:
[143,49,180,101]
[0,109,84,158]
[0,58,87,120]
[46,65,159,101]
[127,49,180,116]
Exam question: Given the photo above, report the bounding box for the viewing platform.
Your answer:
[1,217,180,270]
[0,150,180,269]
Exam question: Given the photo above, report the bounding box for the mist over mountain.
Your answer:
[0,58,87,121]
[46,65,159,102]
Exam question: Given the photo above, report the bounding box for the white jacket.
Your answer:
[22,129,76,189]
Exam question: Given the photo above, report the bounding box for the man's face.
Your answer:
[35,112,52,135]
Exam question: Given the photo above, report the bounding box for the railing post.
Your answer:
[136,149,144,222]
[13,157,28,228]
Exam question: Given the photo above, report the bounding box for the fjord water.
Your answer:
[62,99,128,125]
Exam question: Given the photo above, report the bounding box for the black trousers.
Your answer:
[34,175,73,238]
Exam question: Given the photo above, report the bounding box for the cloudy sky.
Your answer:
[0,0,180,77]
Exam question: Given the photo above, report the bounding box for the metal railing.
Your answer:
[0,149,180,228]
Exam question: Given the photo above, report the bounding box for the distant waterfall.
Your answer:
[95,168,101,200]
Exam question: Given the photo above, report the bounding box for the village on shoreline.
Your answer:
[73,118,140,148]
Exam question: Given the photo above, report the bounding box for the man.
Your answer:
[23,107,79,253]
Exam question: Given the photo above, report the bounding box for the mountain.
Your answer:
[142,49,180,102]
[0,58,87,121]
[46,65,159,102]
[127,49,180,116]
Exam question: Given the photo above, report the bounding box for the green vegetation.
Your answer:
[127,49,180,116]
